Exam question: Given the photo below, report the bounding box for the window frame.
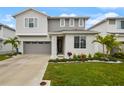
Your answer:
[78,18,84,27]
[109,19,116,25]
[60,18,65,27]
[74,36,86,49]
[24,17,38,28]
[120,21,124,29]
[69,18,75,27]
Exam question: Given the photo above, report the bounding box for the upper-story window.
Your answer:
[79,18,84,27]
[60,18,65,27]
[74,36,86,48]
[121,21,124,29]
[109,19,115,25]
[69,18,74,27]
[25,18,37,28]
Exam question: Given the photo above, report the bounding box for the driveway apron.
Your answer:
[0,55,49,86]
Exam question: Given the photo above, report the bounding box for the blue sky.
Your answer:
[0,7,124,28]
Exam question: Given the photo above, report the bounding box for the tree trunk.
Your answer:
[103,44,105,54]
[12,46,14,55]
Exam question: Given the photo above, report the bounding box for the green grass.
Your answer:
[43,63,124,86]
[0,54,11,61]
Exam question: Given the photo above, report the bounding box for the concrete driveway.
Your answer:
[0,55,49,86]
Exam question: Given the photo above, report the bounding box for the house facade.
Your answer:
[0,23,15,54]
[89,17,124,53]
[13,8,98,59]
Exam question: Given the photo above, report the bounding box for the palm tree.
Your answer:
[4,37,20,54]
[92,35,106,54]
[104,34,122,55]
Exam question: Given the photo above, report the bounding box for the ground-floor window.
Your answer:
[74,36,86,48]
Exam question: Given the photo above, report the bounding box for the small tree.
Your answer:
[93,34,122,55]
[92,35,106,54]
[4,37,20,54]
[104,34,122,55]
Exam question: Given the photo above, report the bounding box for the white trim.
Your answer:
[24,17,38,28]
[69,18,75,27]
[60,18,65,27]
[74,35,86,49]
[78,18,84,27]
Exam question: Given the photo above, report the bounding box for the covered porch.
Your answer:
[50,35,65,59]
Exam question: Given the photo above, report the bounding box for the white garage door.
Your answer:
[23,42,51,54]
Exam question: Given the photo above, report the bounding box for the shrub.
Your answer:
[77,55,81,59]
[88,54,92,58]
[94,52,106,58]
[112,52,124,59]
[73,54,80,60]
[67,52,72,58]
[73,54,77,59]
[80,54,86,61]
[107,56,117,62]
[49,59,58,63]
[17,52,22,54]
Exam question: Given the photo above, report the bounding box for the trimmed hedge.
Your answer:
[48,58,84,63]
[112,52,124,59]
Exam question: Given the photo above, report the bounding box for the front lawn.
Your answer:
[43,63,124,86]
[0,54,11,61]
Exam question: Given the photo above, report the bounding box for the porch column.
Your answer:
[50,35,57,59]
[19,41,24,54]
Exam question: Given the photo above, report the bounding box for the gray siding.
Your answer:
[48,18,85,32]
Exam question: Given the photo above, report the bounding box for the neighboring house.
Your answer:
[13,8,98,59]
[0,23,15,54]
[89,17,124,53]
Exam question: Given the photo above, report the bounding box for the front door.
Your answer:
[57,37,63,54]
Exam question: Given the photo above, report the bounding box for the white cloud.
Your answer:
[87,12,119,28]
[104,12,119,17]
[42,11,47,14]
[0,14,15,28]
[2,14,14,22]
[7,23,15,28]
[60,13,77,17]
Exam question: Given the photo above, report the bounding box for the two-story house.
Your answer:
[0,23,15,54]
[13,8,98,59]
[89,17,124,53]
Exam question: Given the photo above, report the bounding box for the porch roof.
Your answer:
[49,30,99,35]
[108,32,124,36]
[108,32,124,34]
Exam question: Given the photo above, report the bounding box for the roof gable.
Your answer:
[13,8,48,18]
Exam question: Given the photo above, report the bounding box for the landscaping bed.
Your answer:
[43,62,124,86]
[0,54,11,61]
[0,52,21,61]
[49,52,124,63]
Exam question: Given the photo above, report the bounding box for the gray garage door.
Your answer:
[23,41,51,54]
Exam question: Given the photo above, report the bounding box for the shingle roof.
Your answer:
[49,30,99,35]
[88,17,124,30]
[0,23,15,31]
[13,8,89,20]
[48,16,89,19]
